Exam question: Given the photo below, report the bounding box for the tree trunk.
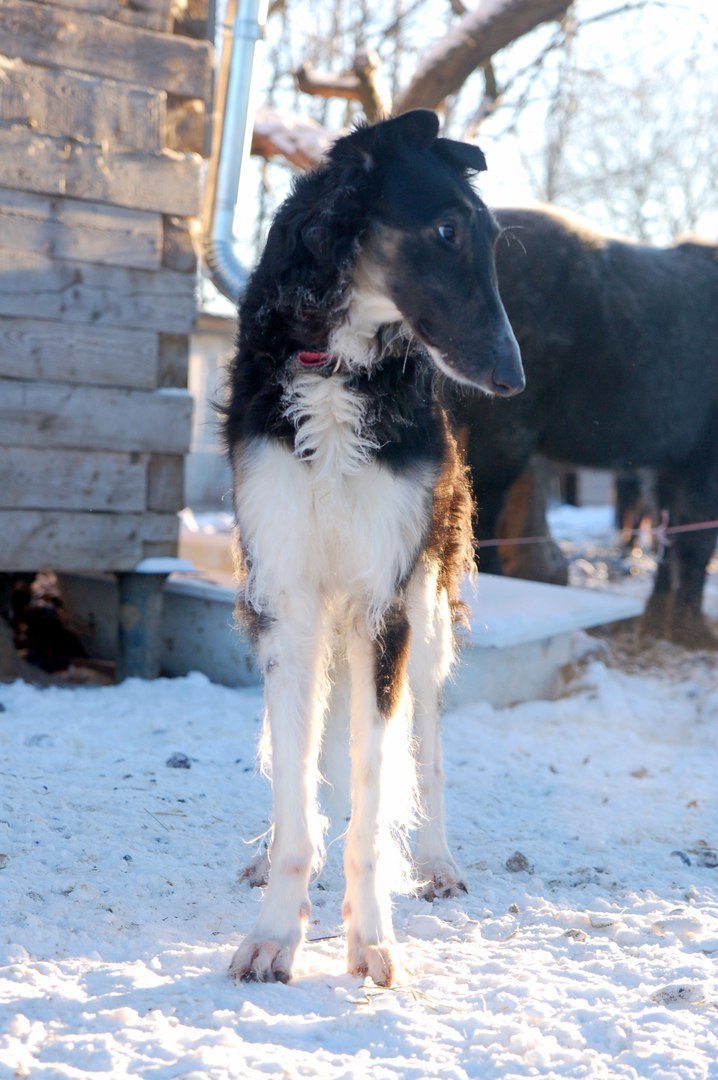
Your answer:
[394,0,573,113]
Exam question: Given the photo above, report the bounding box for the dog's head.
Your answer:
[347,111,524,396]
[252,110,523,398]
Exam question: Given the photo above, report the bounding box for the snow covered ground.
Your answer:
[1,512,717,1078]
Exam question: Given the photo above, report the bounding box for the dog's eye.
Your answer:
[437,223,459,245]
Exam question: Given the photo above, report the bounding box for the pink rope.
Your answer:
[475,514,718,552]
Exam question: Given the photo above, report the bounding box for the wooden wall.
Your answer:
[0,0,214,571]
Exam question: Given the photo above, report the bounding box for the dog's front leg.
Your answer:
[342,607,411,987]
[229,596,328,983]
[407,567,467,900]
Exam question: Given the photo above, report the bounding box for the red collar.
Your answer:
[294,350,334,368]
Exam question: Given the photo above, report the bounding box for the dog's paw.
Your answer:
[348,939,400,987]
[228,936,297,984]
[416,859,468,901]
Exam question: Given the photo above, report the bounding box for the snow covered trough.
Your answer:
[448,574,643,707]
[59,570,642,706]
[158,573,642,707]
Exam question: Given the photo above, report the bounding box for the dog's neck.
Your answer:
[327,258,403,371]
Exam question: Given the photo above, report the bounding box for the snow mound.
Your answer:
[1,653,717,1077]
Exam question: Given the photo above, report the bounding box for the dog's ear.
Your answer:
[331,109,440,167]
[381,109,440,148]
[266,110,445,317]
[434,138,488,174]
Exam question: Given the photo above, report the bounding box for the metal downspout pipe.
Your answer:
[204,0,268,303]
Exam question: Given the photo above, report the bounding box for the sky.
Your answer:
[457,0,718,228]
[211,0,718,297]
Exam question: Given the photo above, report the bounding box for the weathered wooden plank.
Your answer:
[158,334,191,388]
[0,250,197,334]
[174,0,211,40]
[0,510,179,570]
[36,0,176,32]
[0,129,202,217]
[0,189,162,271]
[166,96,205,155]
[162,215,200,273]
[147,454,185,511]
[1,0,213,99]
[0,447,148,511]
[0,381,193,454]
[0,56,165,151]
[0,317,159,389]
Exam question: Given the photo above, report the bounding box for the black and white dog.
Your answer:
[224,110,523,986]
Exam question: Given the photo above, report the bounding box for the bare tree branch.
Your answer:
[376,0,433,48]
[295,61,364,103]
[294,49,389,121]
[394,0,574,113]
[463,59,500,138]
[578,0,677,29]
[352,49,391,120]
[251,107,332,168]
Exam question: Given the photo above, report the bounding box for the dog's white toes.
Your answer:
[348,940,399,987]
[228,937,296,984]
[416,860,468,901]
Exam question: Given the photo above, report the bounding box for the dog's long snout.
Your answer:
[489,324,525,398]
[491,370,523,397]
[491,346,525,397]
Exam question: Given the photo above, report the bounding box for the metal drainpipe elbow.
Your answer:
[204,0,268,303]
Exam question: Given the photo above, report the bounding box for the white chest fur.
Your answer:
[233,374,436,625]
[281,371,378,480]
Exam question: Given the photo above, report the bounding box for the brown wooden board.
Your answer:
[35,0,177,32]
[0,56,165,151]
[0,129,202,217]
[1,0,212,99]
[0,250,197,334]
[0,189,162,271]
[161,215,200,273]
[147,454,185,511]
[0,446,148,511]
[174,0,211,40]
[157,334,191,388]
[166,96,205,155]
[0,509,179,570]
[0,317,159,389]
[0,380,193,454]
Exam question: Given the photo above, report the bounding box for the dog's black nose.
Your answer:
[491,365,525,397]
[490,332,525,397]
